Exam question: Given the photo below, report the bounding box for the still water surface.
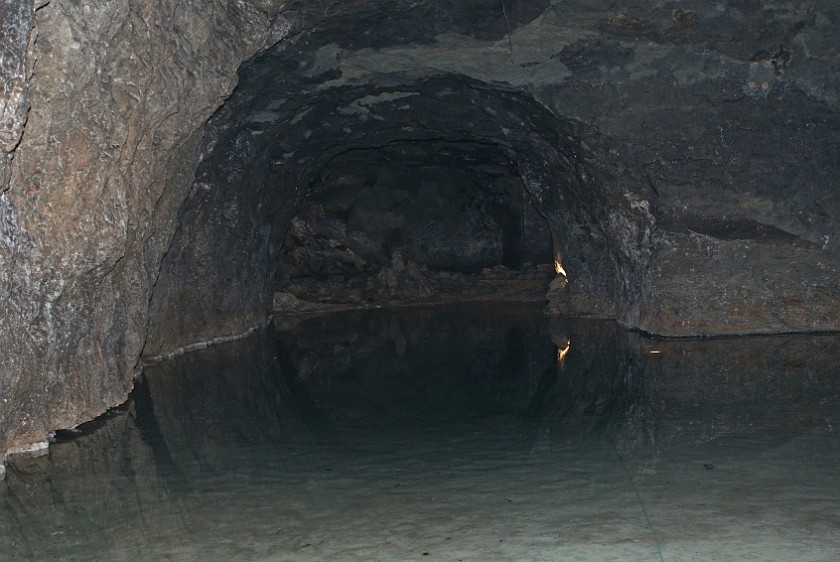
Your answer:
[1,304,838,561]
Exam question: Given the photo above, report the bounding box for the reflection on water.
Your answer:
[1,304,839,561]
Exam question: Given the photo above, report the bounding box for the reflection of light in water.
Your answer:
[554,259,567,278]
[557,338,571,363]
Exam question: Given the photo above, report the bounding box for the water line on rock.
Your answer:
[141,321,271,366]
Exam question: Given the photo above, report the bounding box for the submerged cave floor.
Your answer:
[1,305,838,561]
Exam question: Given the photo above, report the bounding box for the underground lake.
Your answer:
[1,304,838,561]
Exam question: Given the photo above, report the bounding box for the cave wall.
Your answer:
[281,142,554,278]
[2,0,840,458]
[0,0,295,455]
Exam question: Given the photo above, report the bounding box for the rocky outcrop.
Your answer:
[0,1,34,174]
[2,0,840,460]
[0,0,293,457]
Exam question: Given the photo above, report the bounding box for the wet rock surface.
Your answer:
[2,1,840,454]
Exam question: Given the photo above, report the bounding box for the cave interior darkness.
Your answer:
[142,43,636,357]
[278,139,555,301]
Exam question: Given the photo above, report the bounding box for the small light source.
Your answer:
[557,338,571,362]
[554,259,567,278]
[648,350,661,354]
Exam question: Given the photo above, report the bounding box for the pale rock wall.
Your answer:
[0,0,292,456]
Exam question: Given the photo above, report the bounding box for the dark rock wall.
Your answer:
[282,141,553,279]
[2,0,839,455]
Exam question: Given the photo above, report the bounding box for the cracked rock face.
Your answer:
[2,0,840,456]
[0,0,293,456]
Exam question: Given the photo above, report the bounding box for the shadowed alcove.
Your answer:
[275,139,555,307]
[143,69,643,356]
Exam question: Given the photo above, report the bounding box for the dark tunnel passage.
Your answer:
[301,140,553,272]
[142,59,651,356]
[128,0,837,363]
[275,139,556,308]
[129,2,667,360]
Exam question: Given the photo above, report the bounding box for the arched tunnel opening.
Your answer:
[142,67,639,356]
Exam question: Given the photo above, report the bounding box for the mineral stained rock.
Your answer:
[0,0,292,457]
[0,0,33,158]
[2,0,840,459]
